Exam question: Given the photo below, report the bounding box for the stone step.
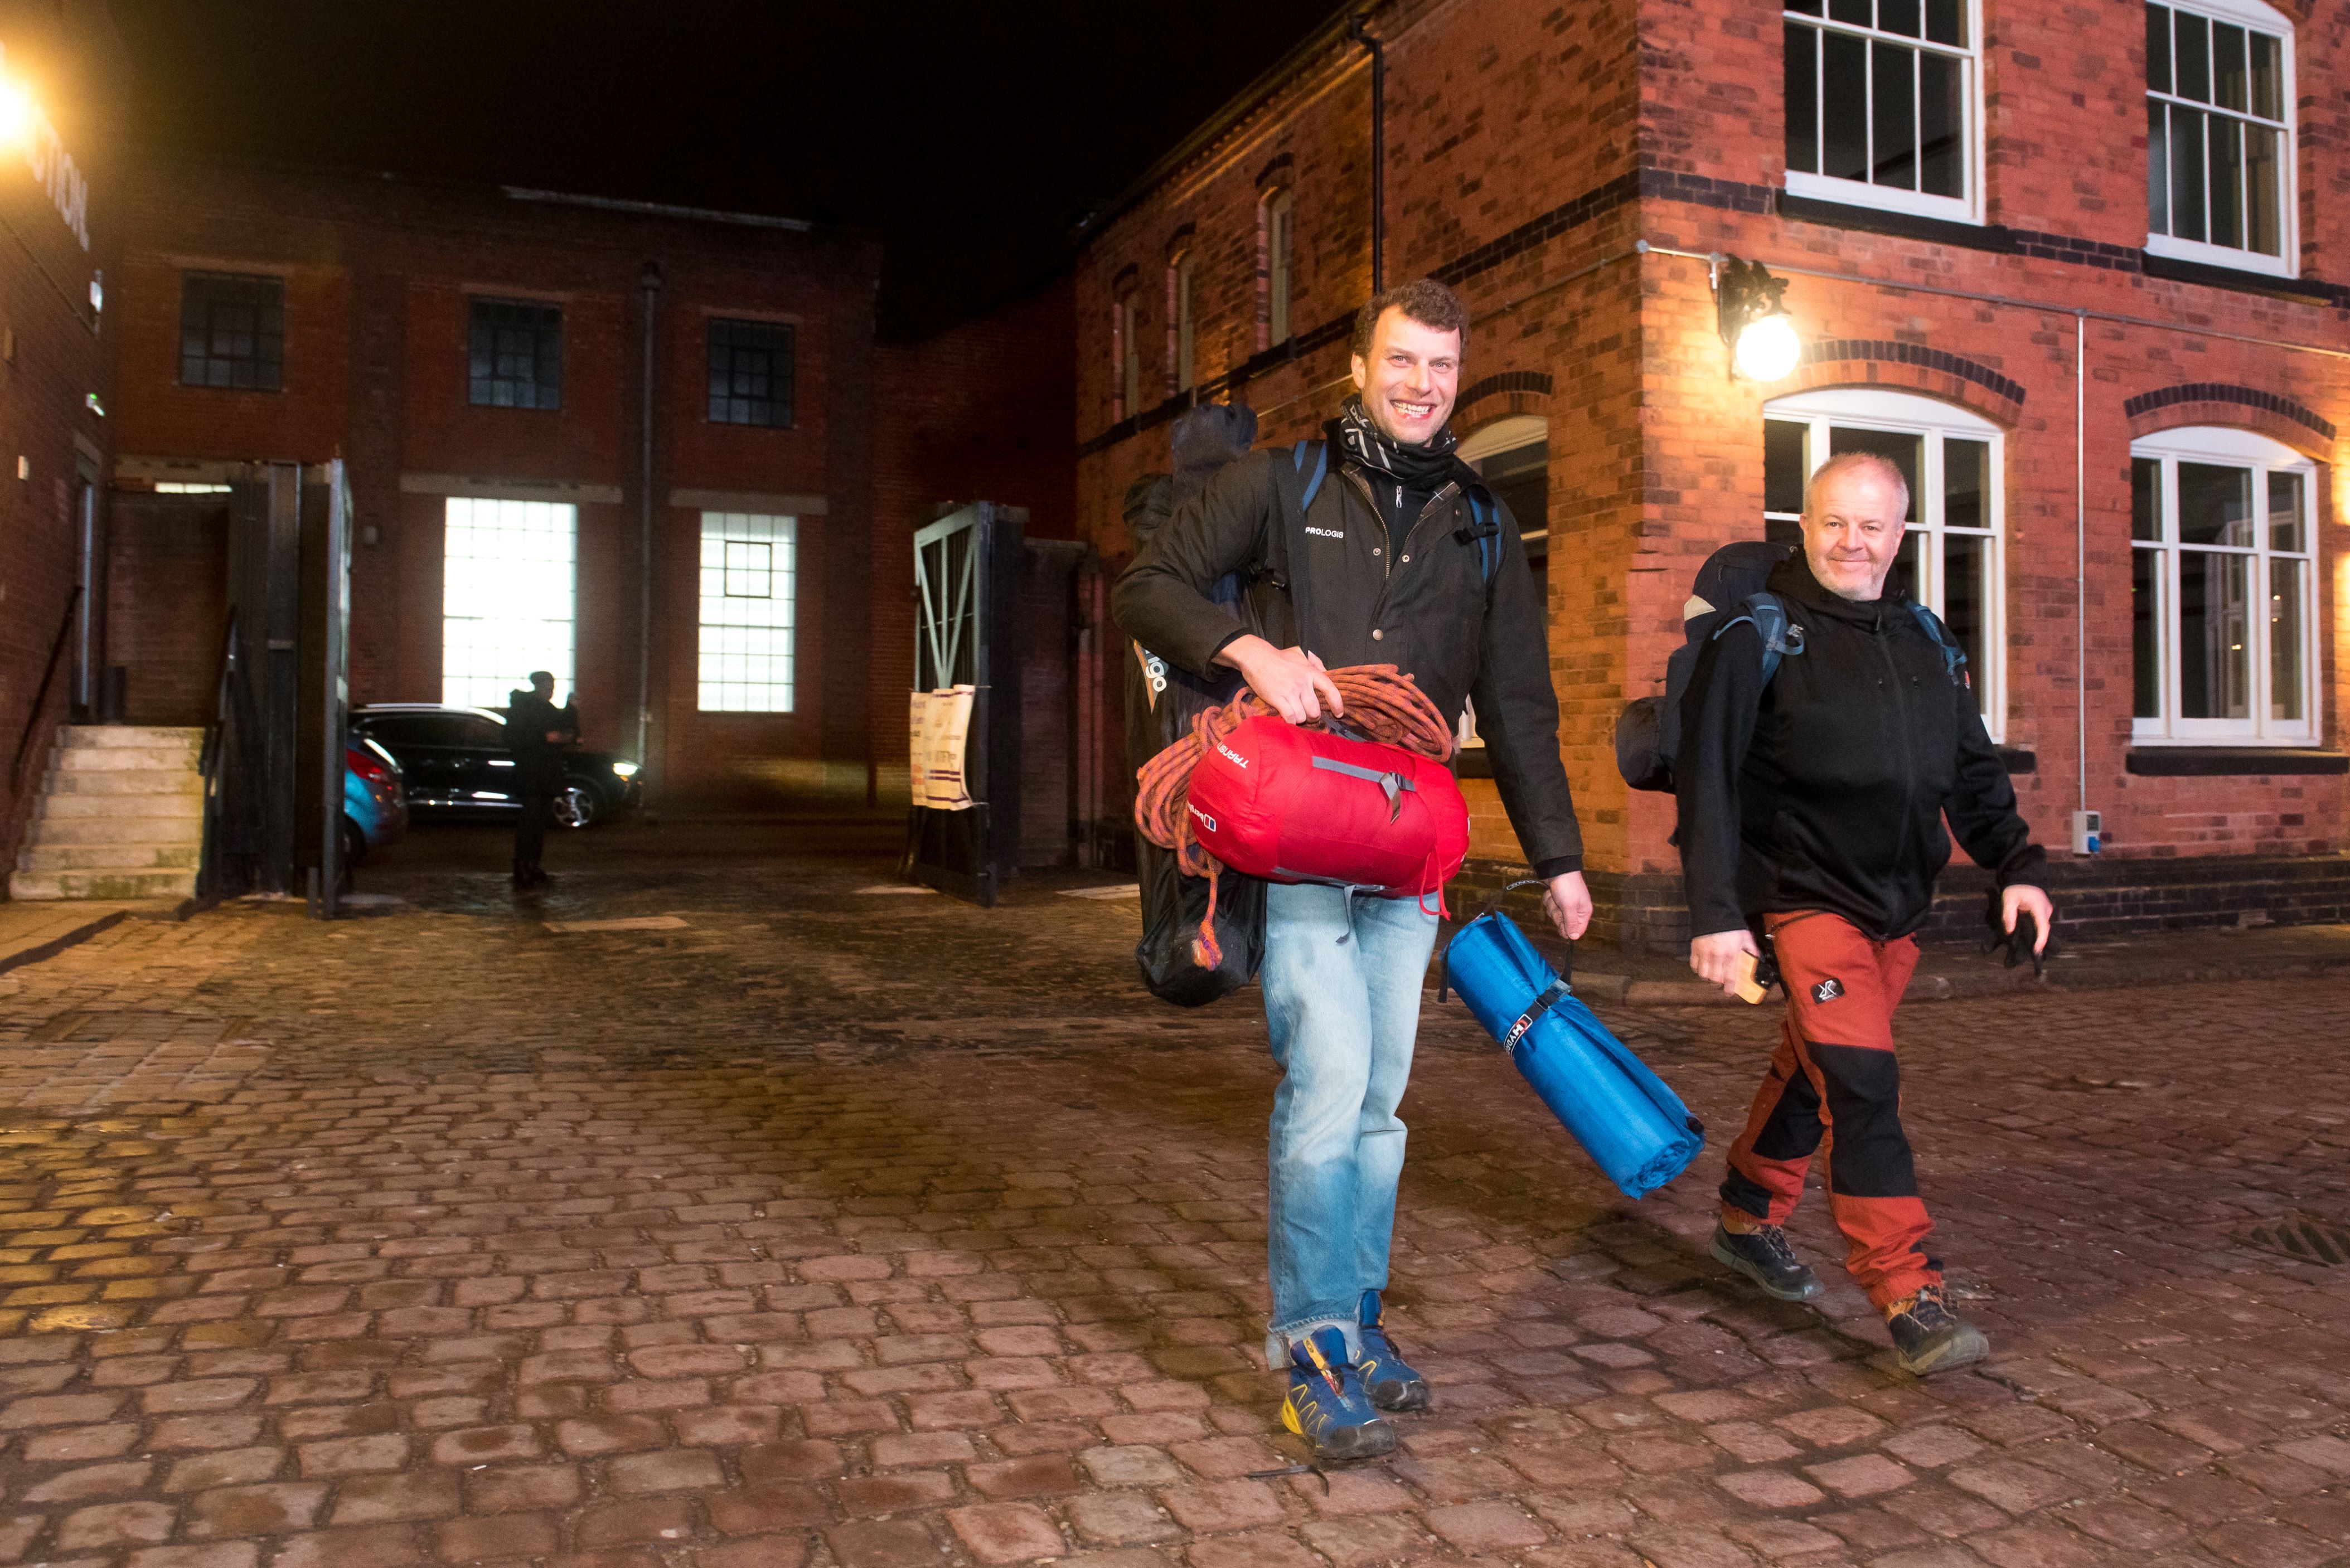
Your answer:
[59,725,205,750]
[52,746,201,773]
[40,770,205,797]
[8,867,197,901]
[26,812,205,846]
[18,843,201,872]
[37,791,203,821]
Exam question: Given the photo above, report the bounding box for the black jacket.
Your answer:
[1676,553,2045,940]
[1113,443,1583,876]
[506,691,576,793]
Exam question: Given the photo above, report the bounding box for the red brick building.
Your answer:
[0,0,123,867]
[104,158,889,808]
[1076,0,2350,940]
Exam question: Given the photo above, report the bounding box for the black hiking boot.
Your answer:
[1710,1221,1824,1302]
[1886,1285,1990,1376]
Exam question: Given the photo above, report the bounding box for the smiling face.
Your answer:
[1802,465,1907,602]
[1349,307,1461,447]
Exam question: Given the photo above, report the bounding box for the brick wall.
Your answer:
[0,0,123,875]
[870,280,1078,804]
[1072,0,2350,933]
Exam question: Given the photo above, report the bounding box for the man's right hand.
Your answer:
[1217,635,1344,725]
[1690,929,1761,998]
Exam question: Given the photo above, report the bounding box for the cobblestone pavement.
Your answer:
[0,843,2342,1568]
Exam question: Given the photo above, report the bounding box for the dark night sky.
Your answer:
[109,1,1343,339]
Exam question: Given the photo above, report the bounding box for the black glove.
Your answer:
[1982,896,2052,978]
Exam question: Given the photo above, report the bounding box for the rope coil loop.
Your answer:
[1133,664,1457,969]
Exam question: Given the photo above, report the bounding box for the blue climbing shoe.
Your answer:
[1357,1290,1430,1412]
[1280,1325,1395,1460]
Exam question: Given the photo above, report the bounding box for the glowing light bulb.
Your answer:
[1733,313,1802,382]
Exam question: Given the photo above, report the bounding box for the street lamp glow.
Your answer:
[0,79,33,151]
[1733,313,1801,382]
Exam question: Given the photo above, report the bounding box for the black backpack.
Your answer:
[1613,542,1964,794]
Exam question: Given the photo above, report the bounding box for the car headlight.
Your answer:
[612,761,639,778]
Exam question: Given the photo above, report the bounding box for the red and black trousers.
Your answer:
[1719,910,1940,1310]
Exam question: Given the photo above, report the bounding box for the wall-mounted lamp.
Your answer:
[1716,256,1800,382]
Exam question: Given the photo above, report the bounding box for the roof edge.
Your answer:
[1076,0,1379,245]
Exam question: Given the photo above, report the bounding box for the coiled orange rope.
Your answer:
[1135,664,1457,970]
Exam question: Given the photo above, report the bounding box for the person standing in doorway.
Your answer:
[1116,280,1589,1459]
[1677,451,2053,1376]
[507,671,574,887]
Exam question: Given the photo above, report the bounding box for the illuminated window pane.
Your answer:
[699,512,795,712]
[441,498,575,707]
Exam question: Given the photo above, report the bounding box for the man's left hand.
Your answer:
[2001,884,2055,954]
[1543,872,1592,942]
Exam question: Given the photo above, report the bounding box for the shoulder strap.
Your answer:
[1467,488,1496,585]
[1905,600,1968,685]
[1710,590,1806,687]
[1291,439,1328,513]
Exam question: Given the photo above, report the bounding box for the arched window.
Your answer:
[2129,426,2316,742]
[1166,251,1196,395]
[1452,415,1551,750]
[1763,387,2005,737]
[2145,0,2295,276]
[1112,288,1141,423]
[1259,189,1296,349]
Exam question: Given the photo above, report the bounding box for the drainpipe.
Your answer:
[2076,309,2087,823]
[1348,13,1385,292]
[637,262,660,790]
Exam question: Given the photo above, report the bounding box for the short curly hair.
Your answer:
[1351,278,1470,361]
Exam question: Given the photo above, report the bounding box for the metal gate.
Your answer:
[905,502,1023,904]
[200,461,352,916]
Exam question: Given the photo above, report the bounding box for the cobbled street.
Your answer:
[0,827,2343,1568]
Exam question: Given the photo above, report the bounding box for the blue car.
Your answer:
[342,736,409,865]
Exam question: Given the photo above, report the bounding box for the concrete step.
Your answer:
[60,725,204,749]
[38,770,204,797]
[51,746,201,773]
[37,791,203,821]
[26,813,205,846]
[8,867,197,901]
[18,843,200,872]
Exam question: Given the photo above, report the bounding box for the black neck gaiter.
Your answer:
[1330,396,1460,489]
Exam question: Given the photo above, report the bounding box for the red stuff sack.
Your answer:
[1185,714,1469,896]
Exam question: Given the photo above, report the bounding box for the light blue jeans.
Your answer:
[1261,880,1440,1368]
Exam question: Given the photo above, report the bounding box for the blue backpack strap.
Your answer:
[1711,591,1805,687]
[1291,439,1328,513]
[1906,601,1968,685]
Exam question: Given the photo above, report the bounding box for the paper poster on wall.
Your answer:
[909,685,976,811]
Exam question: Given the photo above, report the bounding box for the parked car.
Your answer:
[343,736,409,865]
[349,704,642,828]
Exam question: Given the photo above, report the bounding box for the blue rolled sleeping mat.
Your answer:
[1441,898,1705,1199]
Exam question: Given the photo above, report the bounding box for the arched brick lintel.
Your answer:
[2124,382,2336,457]
[2125,401,2336,462]
[1786,339,2026,426]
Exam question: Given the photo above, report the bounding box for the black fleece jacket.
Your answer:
[1677,554,2045,940]
[1113,444,1583,876]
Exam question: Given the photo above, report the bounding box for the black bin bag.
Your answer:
[1136,841,1264,1006]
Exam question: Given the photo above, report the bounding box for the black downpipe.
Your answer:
[1349,13,1385,292]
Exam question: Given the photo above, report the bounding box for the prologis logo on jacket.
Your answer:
[1304,526,1345,539]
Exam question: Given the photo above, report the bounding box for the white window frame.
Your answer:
[1763,387,2007,741]
[697,511,797,714]
[441,497,576,709]
[2143,0,2297,277]
[2128,425,2317,745]
[1782,0,1985,225]
[1262,189,1296,347]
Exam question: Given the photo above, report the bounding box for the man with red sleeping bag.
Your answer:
[1115,280,1588,1459]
